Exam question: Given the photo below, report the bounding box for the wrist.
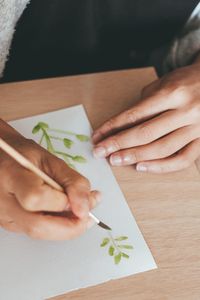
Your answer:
[0,119,24,142]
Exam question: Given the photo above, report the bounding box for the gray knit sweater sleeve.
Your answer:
[0,0,29,78]
[163,3,200,72]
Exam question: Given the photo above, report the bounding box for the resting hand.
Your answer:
[93,63,200,173]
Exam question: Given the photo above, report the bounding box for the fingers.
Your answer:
[7,195,94,240]
[42,154,100,218]
[109,125,200,166]
[136,138,200,174]
[92,91,179,144]
[93,110,193,158]
[10,152,100,224]
[10,167,69,212]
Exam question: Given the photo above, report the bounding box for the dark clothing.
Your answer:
[2,0,199,82]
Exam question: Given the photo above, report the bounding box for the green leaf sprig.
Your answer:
[32,122,89,169]
[100,232,133,265]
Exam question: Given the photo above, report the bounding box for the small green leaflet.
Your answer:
[100,238,110,247]
[32,122,49,134]
[114,236,128,241]
[118,245,133,250]
[121,253,129,259]
[63,138,73,149]
[114,253,122,265]
[76,134,90,142]
[38,122,49,129]
[32,124,41,134]
[109,245,115,256]
[72,155,87,163]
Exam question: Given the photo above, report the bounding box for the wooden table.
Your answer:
[0,68,200,300]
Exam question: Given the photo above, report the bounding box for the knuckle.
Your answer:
[139,125,154,142]
[129,150,141,163]
[163,144,175,157]
[103,118,116,133]
[73,176,90,189]
[109,136,121,151]
[126,109,140,124]
[165,83,189,102]
[23,191,41,211]
[183,103,200,122]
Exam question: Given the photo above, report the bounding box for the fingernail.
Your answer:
[111,154,133,166]
[136,164,148,172]
[93,146,106,158]
[110,155,122,166]
[87,218,95,229]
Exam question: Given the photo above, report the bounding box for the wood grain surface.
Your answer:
[0,68,200,300]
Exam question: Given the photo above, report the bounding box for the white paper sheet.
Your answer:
[0,105,156,300]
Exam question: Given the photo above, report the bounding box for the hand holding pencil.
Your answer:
[0,121,100,240]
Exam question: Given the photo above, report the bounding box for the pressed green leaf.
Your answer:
[32,124,41,134]
[63,138,73,149]
[38,122,49,129]
[118,245,133,250]
[114,253,122,265]
[109,245,115,256]
[100,238,110,247]
[72,155,87,163]
[114,236,128,241]
[76,134,90,142]
[121,252,129,259]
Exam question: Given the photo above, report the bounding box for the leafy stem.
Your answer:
[32,121,89,168]
[100,233,133,265]
[47,128,90,142]
[108,231,121,254]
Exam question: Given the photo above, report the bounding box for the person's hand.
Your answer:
[92,63,200,173]
[0,122,100,240]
